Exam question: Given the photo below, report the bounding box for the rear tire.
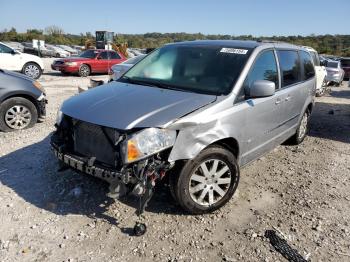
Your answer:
[172,145,240,214]
[288,110,310,145]
[22,62,42,79]
[0,97,38,132]
[79,64,90,77]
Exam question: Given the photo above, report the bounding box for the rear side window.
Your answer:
[109,51,121,59]
[244,50,279,90]
[300,51,315,80]
[277,50,301,87]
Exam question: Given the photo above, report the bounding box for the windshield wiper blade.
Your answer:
[120,76,192,93]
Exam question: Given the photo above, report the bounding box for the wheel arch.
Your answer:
[1,94,39,115]
[22,61,43,72]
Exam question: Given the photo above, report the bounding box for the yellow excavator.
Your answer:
[85,31,128,58]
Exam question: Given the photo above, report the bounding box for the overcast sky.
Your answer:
[1,0,349,36]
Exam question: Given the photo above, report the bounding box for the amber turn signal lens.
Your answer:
[127,140,141,162]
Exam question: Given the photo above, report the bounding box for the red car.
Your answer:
[51,49,126,77]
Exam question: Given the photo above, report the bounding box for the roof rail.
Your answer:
[256,39,287,44]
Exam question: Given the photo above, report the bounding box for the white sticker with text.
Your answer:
[220,48,248,54]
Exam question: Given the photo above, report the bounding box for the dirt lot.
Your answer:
[0,59,349,261]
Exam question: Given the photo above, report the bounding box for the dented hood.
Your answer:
[61,81,216,130]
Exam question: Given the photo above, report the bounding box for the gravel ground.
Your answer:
[0,60,349,261]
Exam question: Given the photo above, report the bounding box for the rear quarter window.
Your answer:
[277,50,301,88]
[300,51,315,80]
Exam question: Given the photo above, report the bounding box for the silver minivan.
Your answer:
[52,40,315,216]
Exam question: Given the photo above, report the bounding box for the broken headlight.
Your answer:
[124,128,176,163]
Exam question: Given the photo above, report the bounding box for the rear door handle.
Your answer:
[275,99,281,105]
[285,95,291,101]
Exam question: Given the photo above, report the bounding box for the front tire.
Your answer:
[79,64,91,77]
[172,145,240,214]
[22,62,42,79]
[0,97,38,132]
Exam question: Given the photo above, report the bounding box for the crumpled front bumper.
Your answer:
[51,141,130,184]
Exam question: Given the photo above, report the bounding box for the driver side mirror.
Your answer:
[96,56,102,60]
[11,50,19,55]
[246,80,275,98]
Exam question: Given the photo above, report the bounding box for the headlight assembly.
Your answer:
[64,62,77,66]
[124,128,176,163]
[32,81,45,92]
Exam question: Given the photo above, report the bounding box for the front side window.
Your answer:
[277,50,301,87]
[243,50,279,92]
[300,51,315,80]
[123,44,253,95]
[99,52,109,60]
[0,44,13,54]
[79,50,98,58]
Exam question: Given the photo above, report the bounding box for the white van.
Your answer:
[302,46,327,96]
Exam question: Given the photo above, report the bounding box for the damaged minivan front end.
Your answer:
[51,119,176,215]
[51,76,218,218]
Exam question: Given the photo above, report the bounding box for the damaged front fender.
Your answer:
[166,102,244,163]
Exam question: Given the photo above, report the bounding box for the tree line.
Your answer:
[1,27,349,56]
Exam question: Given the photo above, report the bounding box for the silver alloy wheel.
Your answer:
[5,105,32,129]
[80,65,90,76]
[24,64,40,79]
[298,112,308,140]
[189,159,231,206]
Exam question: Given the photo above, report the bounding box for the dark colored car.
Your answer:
[340,58,350,79]
[51,49,126,77]
[0,69,46,132]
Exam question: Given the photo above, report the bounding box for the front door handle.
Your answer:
[275,99,281,105]
[285,95,291,101]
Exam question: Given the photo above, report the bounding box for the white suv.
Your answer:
[302,46,327,96]
[0,42,44,79]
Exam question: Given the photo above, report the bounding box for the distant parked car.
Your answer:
[0,69,47,131]
[110,54,146,81]
[0,42,44,79]
[51,49,126,77]
[57,45,79,56]
[302,46,327,96]
[325,61,344,87]
[22,42,56,58]
[340,58,350,79]
[46,45,70,58]
[3,42,24,52]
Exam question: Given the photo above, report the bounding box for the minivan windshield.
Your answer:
[122,45,252,95]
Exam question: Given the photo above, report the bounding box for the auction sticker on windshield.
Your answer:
[220,48,248,54]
